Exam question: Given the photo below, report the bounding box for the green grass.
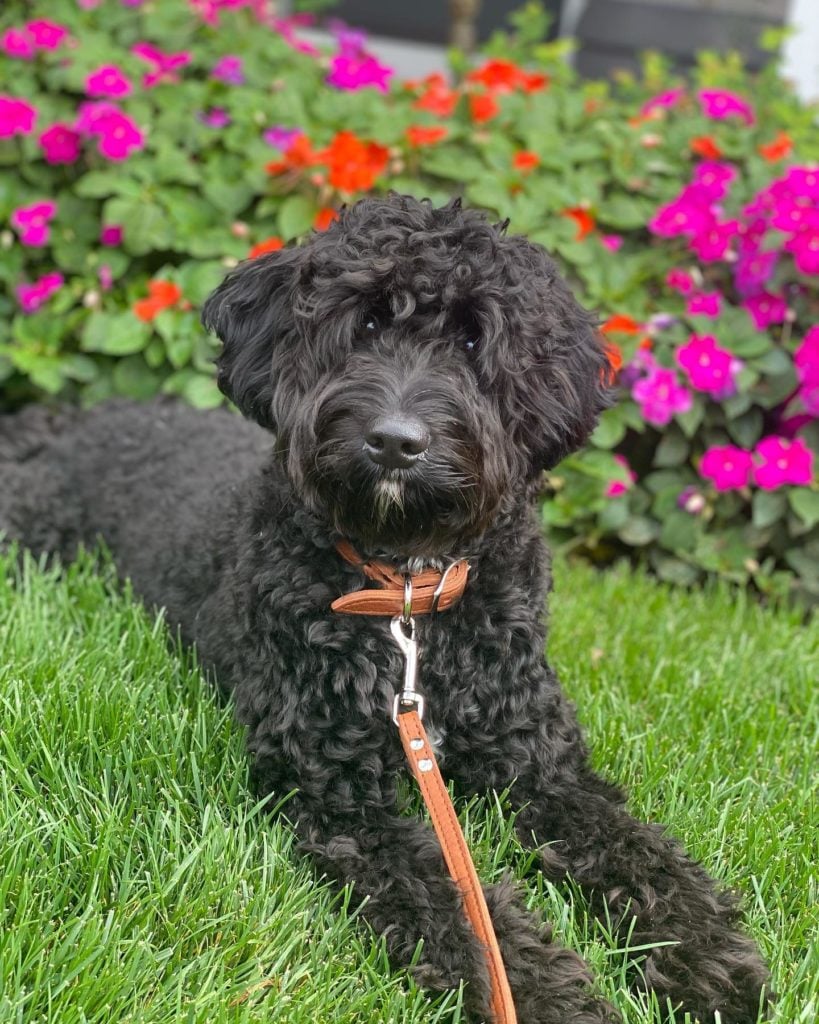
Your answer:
[0,549,816,1023]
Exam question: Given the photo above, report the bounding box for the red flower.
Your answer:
[317,131,390,193]
[469,92,499,124]
[264,134,316,175]
[562,206,596,241]
[405,125,448,147]
[466,59,548,94]
[758,131,793,162]
[413,74,459,117]
[133,279,182,322]
[248,237,284,259]
[603,342,623,384]
[601,314,641,335]
[314,207,339,231]
[513,150,540,173]
[689,135,723,160]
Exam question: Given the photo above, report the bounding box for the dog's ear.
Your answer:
[201,247,305,429]
[491,235,614,474]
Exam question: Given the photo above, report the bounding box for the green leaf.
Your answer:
[654,428,689,468]
[277,194,315,241]
[788,489,819,529]
[726,408,763,449]
[752,490,786,530]
[590,409,627,449]
[82,311,150,356]
[618,516,660,546]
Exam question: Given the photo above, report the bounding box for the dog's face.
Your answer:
[203,195,610,558]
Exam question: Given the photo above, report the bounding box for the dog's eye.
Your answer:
[464,337,479,354]
[364,315,380,332]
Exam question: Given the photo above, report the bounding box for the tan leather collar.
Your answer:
[331,540,469,616]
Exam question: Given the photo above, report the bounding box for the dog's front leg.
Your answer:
[494,762,770,1024]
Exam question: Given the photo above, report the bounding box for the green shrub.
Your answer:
[1,1,817,598]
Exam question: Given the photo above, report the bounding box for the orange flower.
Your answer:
[264,134,316,175]
[413,74,459,117]
[248,237,284,259]
[758,131,793,162]
[521,71,549,93]
[513,150,540,173]
[405,125,449,147]
[689,135,722,160]
[314,207,339,231]
[562,206,596,241]
[132,279,182,322]
[604,342,623,383]
[469,92,499,124]
[601,314,641,335]
[317,131,390,193]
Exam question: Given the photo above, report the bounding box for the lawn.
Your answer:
[0,548,816,1023]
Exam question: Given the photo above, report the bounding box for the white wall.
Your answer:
[783,0,819,100]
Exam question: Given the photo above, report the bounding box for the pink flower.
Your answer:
[686,291,722,318]
[743,292,788,330]
[605,454,637,498]
[100,224,123,246]
[699,445,753,491]
[666,268,695,294]
[10,200,57,247]
[327,53,393,92]
[676,334,740,397]
[25,20,68,50]
[734,250,778,295]
[263,124,301,149]
[99,264,113,291]
[795,326,819,414]
[698,89,754,125]
[785,228,819,275]
[769,196,819,234]
[0,95,37,138]
[76,103,144,161]
[86,65,133,98]
[753,436,814,489]
[677,486,706,514]
[783,166,819,200]
[16,271,64,312]
[1,28,35,59]
[632,367,692,427]
[650,185,714,238]
[640,88,685,117]
[211,55,244,85]
[689,218,738,262]
[199,107,231,128]
[600,234,623,252]
[692,161,737,201]
[39,122,81,164]
[131,43,191,87]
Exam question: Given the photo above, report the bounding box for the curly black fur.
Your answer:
[1,195,768,1023]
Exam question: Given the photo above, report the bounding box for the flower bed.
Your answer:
[1,0,817,598]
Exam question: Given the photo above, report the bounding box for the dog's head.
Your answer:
[203,194,611,557]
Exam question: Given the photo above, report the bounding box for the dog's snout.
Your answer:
[364,416,430,469]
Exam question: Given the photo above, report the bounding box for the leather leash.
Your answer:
[332,543,518,1024]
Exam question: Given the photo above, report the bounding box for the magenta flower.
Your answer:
[327,53,393,93]
[770,196,819,234]
[99,264,113,291]
[632,367,692,427]
[16,271,64,313]
[328,19,369,53]
[600,234,623,252]
[10,200,57,247]
[640,87,685,117]
[100,224,123,246]
[753,436,814,490]
[783,166,819,200]
[39,122,81,164]
[742,292,788,330]
[699,445,753,492]
[677,486,706,514]
[676,334,740,397]
[689,218,738,262]
[199,108,231,128]
[263,124,301,149]
[795,326,819,414]
[211,55,244,85]
[649,188,713,238]
[76,103,144,161]
[734,250,778,295]
[785,228,819,275]
[666,268,695,294]
[686,291,722,318]
[25,20,68,50]
[131,43,191,87]
[1,28,35,59]
[698,89,754,125]
[0,95,37,138]
[86,65,133,99]
[75,101,119,134]
[692,161,737,201]
[605,454,637,498]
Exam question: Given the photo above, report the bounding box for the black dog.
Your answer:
[1,195,768,1023]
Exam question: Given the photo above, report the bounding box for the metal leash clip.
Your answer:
[391,574,423,724]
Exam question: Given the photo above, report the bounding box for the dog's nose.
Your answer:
[364,416,430,469]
